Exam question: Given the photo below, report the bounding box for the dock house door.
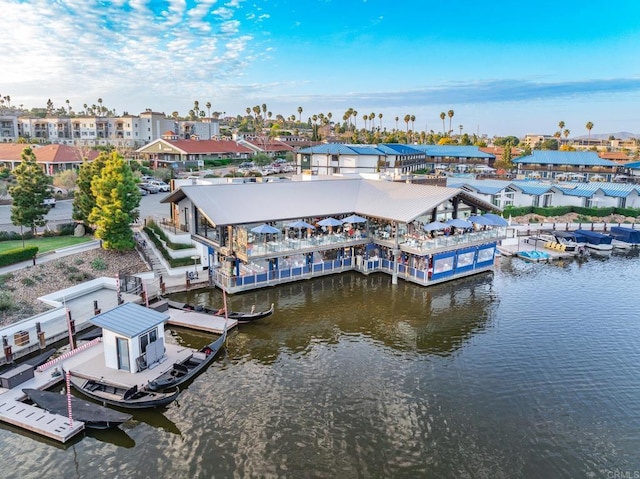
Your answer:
[116,337,130,371]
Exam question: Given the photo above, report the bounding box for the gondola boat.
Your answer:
[166,300,274,324]
[22,388,132,429]
[147,332,226,392]
[67,374,180,409]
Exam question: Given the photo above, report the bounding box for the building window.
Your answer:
[139,328,158,354]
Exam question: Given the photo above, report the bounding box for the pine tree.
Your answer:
[73,152,108,225]
[9,147,51,236]
[88,152,140,250]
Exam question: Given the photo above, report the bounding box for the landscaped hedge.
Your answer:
[0,246,39,267]
[143,226,199,268]
[0,230,35,242]
[504,205,640,218]
[503,206,532,217]
[146,221,193,250]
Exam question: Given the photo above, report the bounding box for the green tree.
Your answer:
[10,147,51,237]
[73,152,108,225]
[440,112,446,134]
[53,169,78,192]
[586,121,594,143]
[88,152,140,250]
[447,109,454,134]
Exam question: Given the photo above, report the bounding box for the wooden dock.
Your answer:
[0,397,84,443]
[167,309,238,334]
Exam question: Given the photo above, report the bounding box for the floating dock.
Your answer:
[0,397,84,442]
[166,309,238,334]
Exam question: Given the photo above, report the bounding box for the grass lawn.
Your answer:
[0,236,94,254]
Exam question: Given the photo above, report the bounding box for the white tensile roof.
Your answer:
[162,178,498,226]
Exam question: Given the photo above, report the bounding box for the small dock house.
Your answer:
[90,303,168,373]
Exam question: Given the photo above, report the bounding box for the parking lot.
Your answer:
[0,193,170,233]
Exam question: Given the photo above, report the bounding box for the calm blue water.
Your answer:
[2,251,640,478]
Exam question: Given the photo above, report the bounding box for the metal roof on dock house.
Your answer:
[90,303,168,338]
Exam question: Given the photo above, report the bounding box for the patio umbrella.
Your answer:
[286,220,315,230]
[468,215,494,226]
[286,220,315,239]
[251,224,280,234]
[423,221,448,232]
[483,213,509,226]
[318,217,343,227]
[341,214,367,224]
[447,218,472,229]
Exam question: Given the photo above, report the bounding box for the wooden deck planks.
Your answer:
[0,398,84,443]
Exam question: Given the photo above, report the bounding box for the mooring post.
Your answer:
[2,335,12,363]
[36,322,46,348]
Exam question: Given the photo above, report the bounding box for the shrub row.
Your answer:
[0,246,39,267]
[0,223,77,242]
[143,226,199,268]
[146,221,194,250]
[504,205,640,218]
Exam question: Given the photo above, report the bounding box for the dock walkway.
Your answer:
[0,397,84,442]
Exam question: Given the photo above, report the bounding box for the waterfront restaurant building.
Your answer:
[161,178,505,294]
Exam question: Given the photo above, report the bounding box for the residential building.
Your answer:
[0,143,101,174]
[512,150,620,181]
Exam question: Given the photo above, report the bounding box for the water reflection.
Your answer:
[170,272,496,360]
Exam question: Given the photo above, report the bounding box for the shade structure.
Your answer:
[423,221,448,232]
[468,215,494,226]
[341,214,367,224]
[317,217,343,227]
[251,223,280,234]
[286,220,315,230]
[483,213,509,226]
[447,218,472,229]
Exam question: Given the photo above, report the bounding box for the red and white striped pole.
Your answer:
[65,370,73,427]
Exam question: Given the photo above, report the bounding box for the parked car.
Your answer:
[138,182,159,194]
[138,187,149,196]
[42,197,56,208]
[147,180,170,192]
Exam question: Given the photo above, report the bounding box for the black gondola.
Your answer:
[68,375,180,409]
[147,332,226,392]
[166,300,275,324]
[22,388,132,429]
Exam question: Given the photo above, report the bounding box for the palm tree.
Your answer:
[440,112,446,134]
[297,106,303,122]
[447,110,454,135]
[395,116,399,131]
[459,124,463,136]
[586,121,594,143]
[66,99,71,115]
[404,114,411,143]
[558,120,565,132]
[378,113,383,130]
[369,112,375,132]
[410,115,415,132]
[563,129,570,139]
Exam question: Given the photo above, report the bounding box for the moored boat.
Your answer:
[68,374,180,409]
[573,230,613,251]
[516,250,551,262]
[147,333,226,392]
[22,388,132,429]
[167,300,275,324]
[0,348,57,375]
[608,226,640,248]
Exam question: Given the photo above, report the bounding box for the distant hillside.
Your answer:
[573,132,638,140]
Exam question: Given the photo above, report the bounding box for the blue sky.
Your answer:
[2,0,640,137]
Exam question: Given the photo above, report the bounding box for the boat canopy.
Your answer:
[609,226,640,244]
[574,230,613,245]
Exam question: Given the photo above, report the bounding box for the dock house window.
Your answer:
[139,328,158,354]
